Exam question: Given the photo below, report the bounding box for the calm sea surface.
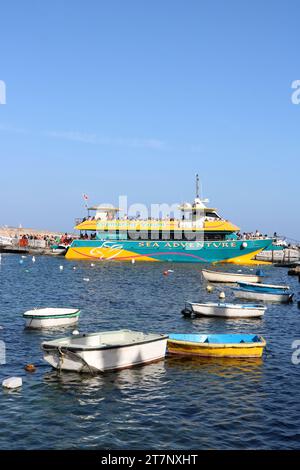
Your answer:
[0,254,300,449]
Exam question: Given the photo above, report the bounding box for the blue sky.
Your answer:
[0,0,299,239]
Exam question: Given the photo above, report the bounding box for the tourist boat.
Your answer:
[202,268,264,283]
[65,176,273,264]
[232,287,293,303]
[183,301,266,318]
[167,333,266,357]
[237,281,290,291]
[41,330,168,372]
[23,308,80,329]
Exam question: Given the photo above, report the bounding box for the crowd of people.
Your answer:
[237,231,278,240]
[18,233,75,247]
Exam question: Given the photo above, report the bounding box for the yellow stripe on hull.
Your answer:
[167,340,266,358]
[66,246,158,262]
[219,248,271,266]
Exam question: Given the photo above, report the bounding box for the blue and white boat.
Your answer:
[233,286,293,303]
[237,281,290,292]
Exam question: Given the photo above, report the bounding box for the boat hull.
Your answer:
[42,334,168,372]
[23,308,80,329]
[65,238,273,264]
[233,289,293,303]
[202,269,263,283]
[167,336,266,358]
[188,302,265,318]
[237,281,289,292]
[25,316,79,329]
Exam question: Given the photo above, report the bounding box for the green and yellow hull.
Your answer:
[66,238,273,264]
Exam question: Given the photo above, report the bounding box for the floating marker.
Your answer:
[90,263,95,267]
[131,259,135,264]
[73,266,77,270]
[32,256,36,263]
[59,265,64,271]
[72,329,80,335]
[167,269,174,273]
[163,270,169,276]
[2,377,22,389]
[206,285,213,293]
[83,278,90,282]
[219,291,226,299]
[24,364,36,373]
[19,259,24,265]
[21,256,27,259]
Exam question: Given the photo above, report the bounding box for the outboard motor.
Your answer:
[181,306,194,317]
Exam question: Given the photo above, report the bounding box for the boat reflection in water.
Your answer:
[166,355,263,379]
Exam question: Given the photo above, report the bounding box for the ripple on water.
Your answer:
[0,256,300,449]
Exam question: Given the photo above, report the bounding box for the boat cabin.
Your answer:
[75,198,239,242]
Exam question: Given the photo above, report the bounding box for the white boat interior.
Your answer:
[43,330,167,350]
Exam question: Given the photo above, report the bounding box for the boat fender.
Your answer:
[2,377,22,389]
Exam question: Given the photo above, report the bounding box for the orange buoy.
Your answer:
[24,364,36,373]
[163,270,169,276]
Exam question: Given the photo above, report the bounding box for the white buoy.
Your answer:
[73,266,77,270]
[19,259,24,265]
[219,291,226,299]
[2,377,22,389]
[167,269,174,273]
[72,330,80,335]
[83,278,90,282]
[21,256,27,259]
[131,259,135,264]
[32,256,36,263]
[90,263,95,267]
[59,265,64,271]
[206,285,213,293]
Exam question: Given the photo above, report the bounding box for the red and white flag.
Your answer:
[82,193,89,207]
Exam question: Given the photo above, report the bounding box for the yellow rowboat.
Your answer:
[167,333,266,358]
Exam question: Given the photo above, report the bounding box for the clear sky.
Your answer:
[0,0,299,239]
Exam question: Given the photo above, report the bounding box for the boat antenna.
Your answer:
[196,174,200,199]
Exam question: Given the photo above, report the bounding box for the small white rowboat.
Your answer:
[23,308,80,329]
[185,302,266,318]
[42,330,168,373]
[202,269,264,284]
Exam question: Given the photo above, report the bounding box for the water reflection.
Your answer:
[166,355,263,378]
